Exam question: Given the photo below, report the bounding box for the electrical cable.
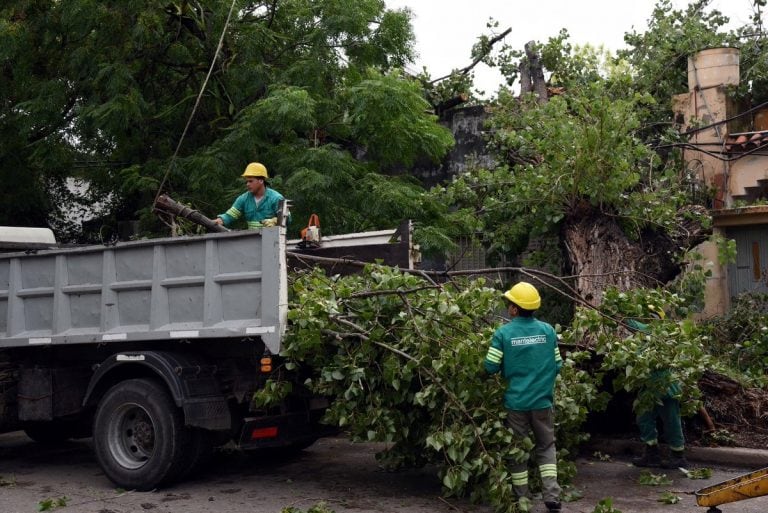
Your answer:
[153,0,239,207]
[679,99,768,137]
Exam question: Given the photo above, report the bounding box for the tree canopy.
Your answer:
[0,0,453,239]
[427,0,768,303]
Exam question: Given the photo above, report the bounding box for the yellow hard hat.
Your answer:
[242,162,269,179]
[648,304,666,320]
[503,282,541,310]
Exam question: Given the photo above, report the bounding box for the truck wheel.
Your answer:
[93,378,190,491]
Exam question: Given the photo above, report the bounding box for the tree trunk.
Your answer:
[562,213,645,304]
[561,204,711,305]
[524,41,548,104]
[519,60,532,95]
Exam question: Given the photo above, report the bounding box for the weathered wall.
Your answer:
[675,48,768,316]
[411,105,496,272]
[412,105,495,187]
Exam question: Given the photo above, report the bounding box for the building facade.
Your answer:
[673,48,768,316]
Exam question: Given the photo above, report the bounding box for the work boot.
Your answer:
[545,501,562,512]
[663,449,689,469]
[632,444,662,467]
[516,496,532,512]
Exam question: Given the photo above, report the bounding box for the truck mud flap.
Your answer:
[18,367,89,421]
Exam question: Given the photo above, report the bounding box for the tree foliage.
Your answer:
[0,1,453,239]
[620,0,768,128]
[703,292,768,385]
[258,262,714,512]
[563,285,711,416]
[265,265,604,513]
[619,0,732,123]
[431,74,701,266]
[427,3,757,297]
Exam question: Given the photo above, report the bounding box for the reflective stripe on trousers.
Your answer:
[506,407,561,502]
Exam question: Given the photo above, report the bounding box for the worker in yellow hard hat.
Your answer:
[483,282,563,512]
[215,162,288,229]
[626,304,687,469]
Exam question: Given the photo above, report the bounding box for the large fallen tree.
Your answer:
[258,265,599,513]
[254,260,727,513]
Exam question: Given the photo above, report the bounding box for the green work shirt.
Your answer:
[218,188,285,229]
[484,317,562,411]
[626,319,682,398]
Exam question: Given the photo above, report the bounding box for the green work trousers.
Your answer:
[636,395,685,451]
[506,407,561,503]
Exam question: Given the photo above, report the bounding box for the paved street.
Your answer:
[571,457,768,513]
[1,431,767,513]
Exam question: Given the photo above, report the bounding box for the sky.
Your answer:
[384,0,761,96]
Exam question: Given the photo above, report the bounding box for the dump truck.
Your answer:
[0,214,330,490]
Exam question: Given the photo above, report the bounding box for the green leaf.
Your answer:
[681,467,713,479]
[657,491,681,504]
[638,470,673,486]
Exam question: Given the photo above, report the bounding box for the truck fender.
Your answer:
[83,351,231,431]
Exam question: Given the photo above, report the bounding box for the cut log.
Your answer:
[154,194,229,233]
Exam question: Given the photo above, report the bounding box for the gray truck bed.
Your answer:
[0,229,287,353]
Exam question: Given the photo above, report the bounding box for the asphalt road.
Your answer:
[1,431,767,513]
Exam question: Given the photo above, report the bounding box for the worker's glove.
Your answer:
[262,217,278,227]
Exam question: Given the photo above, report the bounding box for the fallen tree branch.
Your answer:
[348,285,440,298]
[321,329,366,340]
[287,252,644,332]
[154,194,229,233]
[437,496,469,513]
[329,315,490,455]
[428,28,511,85]
[699,404,716,432]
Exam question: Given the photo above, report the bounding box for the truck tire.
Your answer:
[92,378,191,490]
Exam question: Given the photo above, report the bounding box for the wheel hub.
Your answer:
[133,416,154,450]
[108,403,157,470]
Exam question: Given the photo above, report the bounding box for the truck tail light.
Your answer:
[251,426,279,440]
